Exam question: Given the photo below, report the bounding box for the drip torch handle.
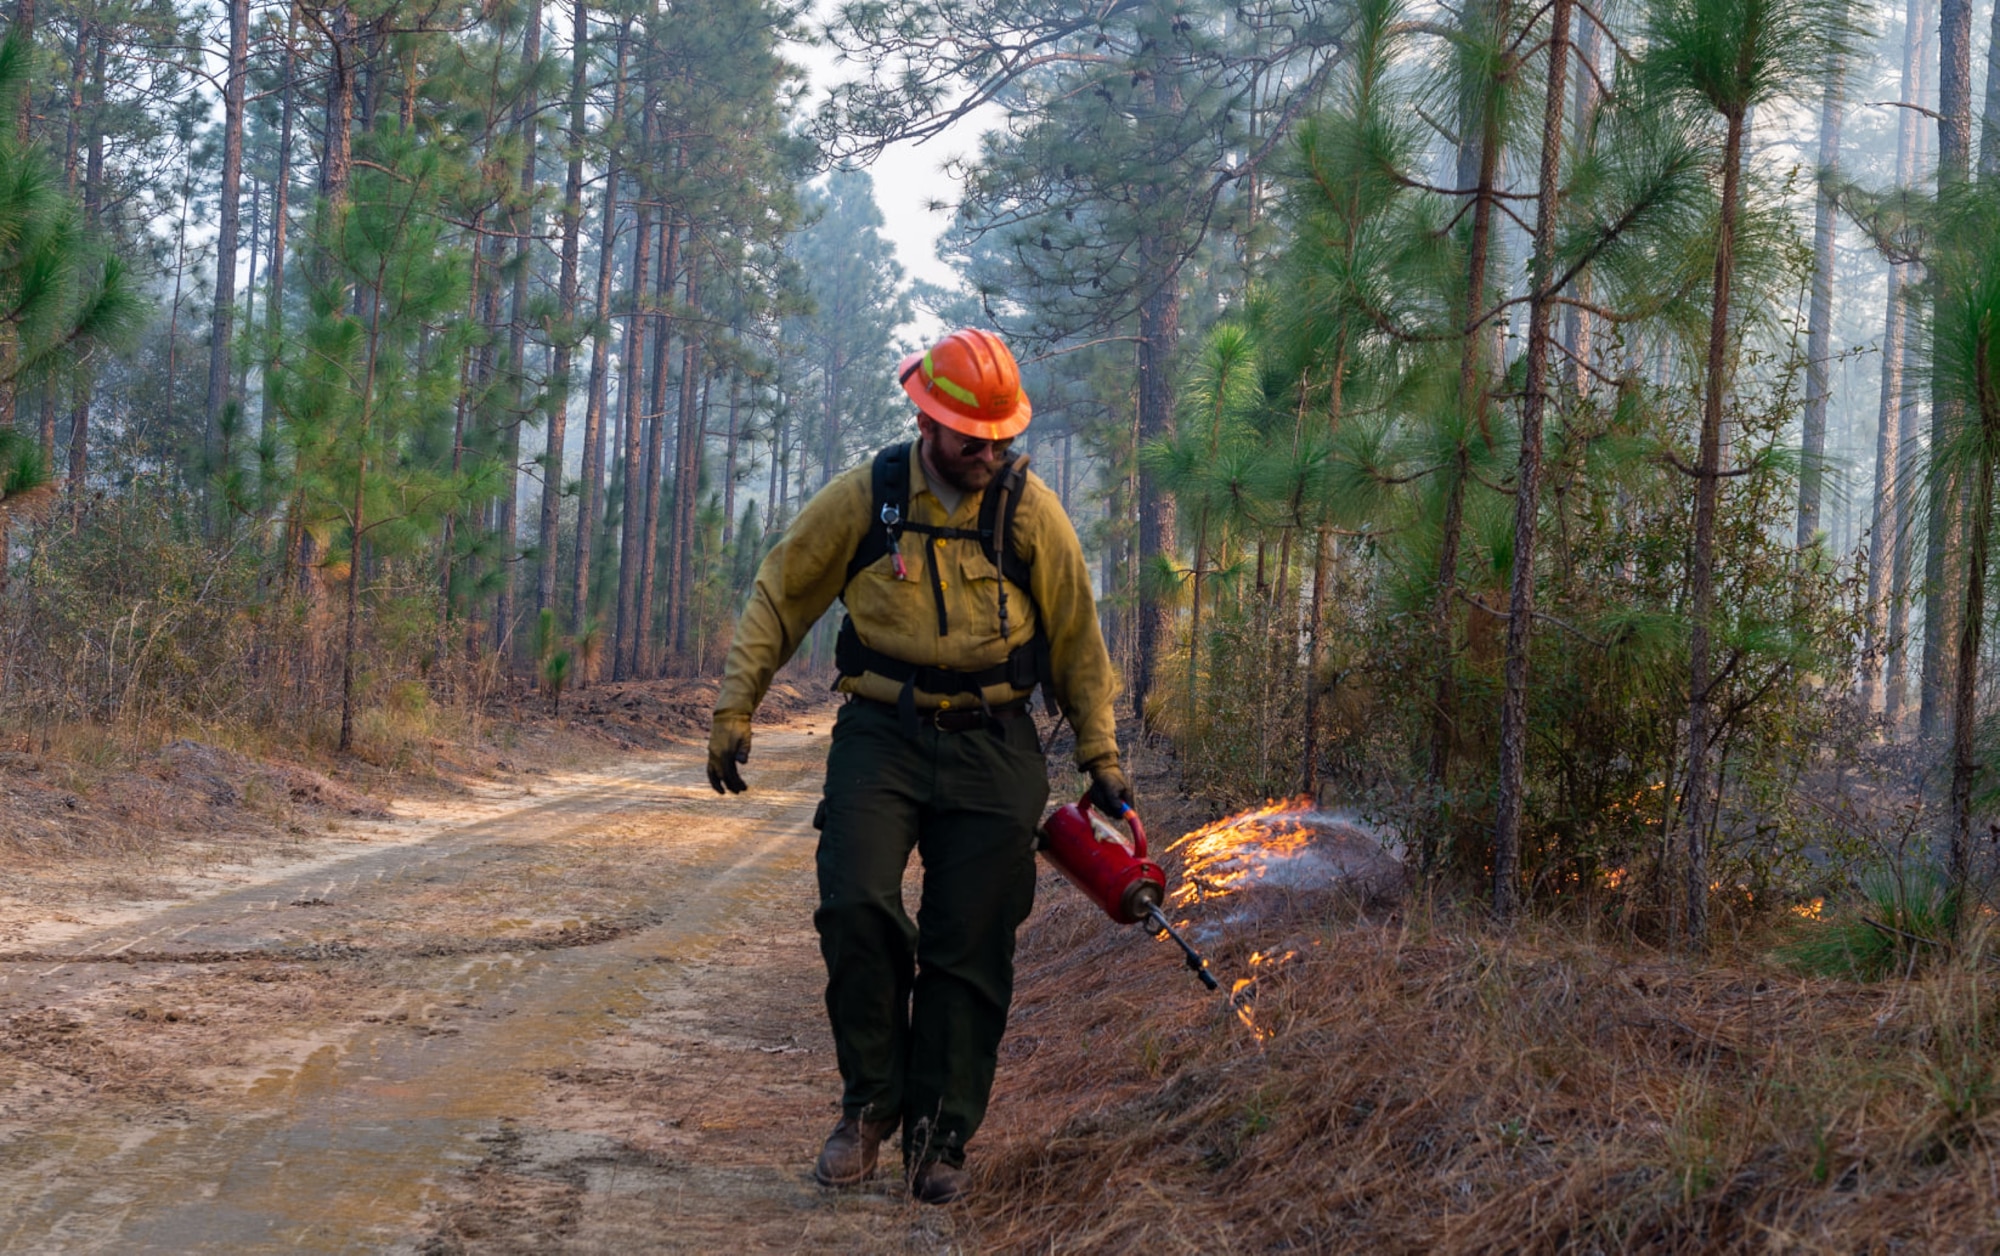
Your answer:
[1146,904,1220,991]
[1117,803,1147,859]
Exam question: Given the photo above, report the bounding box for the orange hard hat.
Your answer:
[897,328,1032,441]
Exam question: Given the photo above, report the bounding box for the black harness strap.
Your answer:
[844,442,1034,592]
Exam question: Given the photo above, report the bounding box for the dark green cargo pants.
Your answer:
[814,697,1048,1169]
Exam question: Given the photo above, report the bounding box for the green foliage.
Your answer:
[1783,863,1957,980]
[1638,0,1859,121]
[1134,0,1867,928]
[782,169,911,483]
[0,425,47,509]
[269,130,475,559]
[4,482,265,725]
[0,28,142,406]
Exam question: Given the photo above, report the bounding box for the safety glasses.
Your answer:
[937,428,1014,460]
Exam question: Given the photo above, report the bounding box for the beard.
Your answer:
[938,459,995,492]
[921,433,997,493]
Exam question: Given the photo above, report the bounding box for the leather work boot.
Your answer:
[813,1114,899,1187]
[908,1159,971,1205]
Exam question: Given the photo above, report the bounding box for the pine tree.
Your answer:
[268,131,473,750]
[786,169,907,487]
[1638,0,1852,946]
[825,0,1346,723]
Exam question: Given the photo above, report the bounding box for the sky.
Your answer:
[785,21,1000,331]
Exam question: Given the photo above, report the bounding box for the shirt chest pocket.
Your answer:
[954,541,1001,589]
[947,541,1014,645]
[842,548,931,643]
[918,535,996,638]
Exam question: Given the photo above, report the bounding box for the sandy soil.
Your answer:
[0,709,988,1254]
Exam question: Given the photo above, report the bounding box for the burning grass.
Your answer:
[977,791,2000,1252]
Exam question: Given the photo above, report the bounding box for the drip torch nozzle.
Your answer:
[1145,903,1220,991]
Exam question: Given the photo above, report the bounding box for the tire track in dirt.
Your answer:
[0,719,963,1254]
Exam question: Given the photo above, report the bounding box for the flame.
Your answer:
[1235,1002,1272,1040]
[1230,978,1275,1041]
[1168,796,1321,907]
[1604,867,1628,890]
[1228,948,1299,1042]
[1791,897,1824,920]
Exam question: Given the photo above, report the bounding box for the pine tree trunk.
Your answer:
[339,290,385,754]
[1868,265,1911,719]
[1302,529,1330,794]
[323,0,362,413]
[204,0,248,490]
[1889,322,1926,722]
[319,6,354,211]
[1921,0,1974,737]
[1430,0,1508,851]
[494,0,543,659]
[1949,336,1998,910]
[1868,0,1930,724]
[1492,0,1571,923]
[638,209,681,675]
[1132,51,1184,731]
[819,309,842,488]
[66,34,103,502]
[1186,388,1222,724]
[239,178,258,404]
[47,17,85,467]
[611,139,655,680]
[1134,268,1179,729]
[765,377,783,530]
[571,23,625,638]
[1059,429,1073,516]
[263,21,294,430]
[12,0,31,144]
[722,370,739,546]
[776,382,792,527]
[1796,25,1847,547]
[538,0,591,632]
[440,211,486,618]
[667,255,702,664]
[164,164,193,454]
[1561,20,1600,394]
[1683,107,1749,951]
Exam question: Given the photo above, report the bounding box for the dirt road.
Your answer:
[0,717,971,1253]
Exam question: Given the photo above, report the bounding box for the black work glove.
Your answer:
[707,714,751,794]
[1086,764,1133,818]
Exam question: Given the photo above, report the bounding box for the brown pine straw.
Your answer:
[972,869,2000,1253]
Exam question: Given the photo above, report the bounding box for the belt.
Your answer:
[853,695,1031,734]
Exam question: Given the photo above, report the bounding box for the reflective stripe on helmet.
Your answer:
[922,351,981,408]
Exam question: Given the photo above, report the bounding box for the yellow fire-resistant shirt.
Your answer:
[714,451,1121,772]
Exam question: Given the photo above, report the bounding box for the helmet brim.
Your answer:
[898,351,1032,441]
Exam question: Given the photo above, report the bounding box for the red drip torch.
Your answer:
[1037,796,1220,991]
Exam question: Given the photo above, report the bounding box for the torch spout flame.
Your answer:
[1146,903,1220,991]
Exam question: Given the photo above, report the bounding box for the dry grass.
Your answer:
[975,772,2000,1252]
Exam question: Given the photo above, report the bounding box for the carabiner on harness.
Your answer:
[880,502,908,580]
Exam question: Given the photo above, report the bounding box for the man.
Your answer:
[706,327,1128,1205]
